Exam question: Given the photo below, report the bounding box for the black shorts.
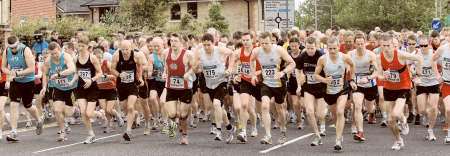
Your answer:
[166,88,193,104]
[43,87,54,103]
[98,89,118,101]
[287,78,298,95]
[192,74,200,93]
[10,81,34,108]
[416,85,440,96]
[138,81,149,99]
[324,89,349,105]
[354,86,378,101]
[198,73,207,93]
[75,86,98,102]
[260,84,287,104]
[383,89,410,102]
[240,80,262,101]
[34,83,42,95]
[206,83,228,105]
[148,79,165,97]
[303,84,325,99]
[0,82,8,97]
[117,84,138,101]
[232,82,240,94]
[53,89,74,106]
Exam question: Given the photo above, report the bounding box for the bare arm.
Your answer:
[400,52,423,76]
[90,54,103,82]
[343,54,355,80]
[60,52,76,76]
[1,49,9,74]
[368,52,379,80]
[18,47,35,76]
[41,57,50,92]
[279,47,296,74]
[314,56,328,83]
[110,51,120,77]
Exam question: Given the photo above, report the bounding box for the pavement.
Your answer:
[1,117,450,156]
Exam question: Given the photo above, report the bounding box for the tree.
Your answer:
[297,0,436,32]
[180,13,204,35]
[205,2,230,34]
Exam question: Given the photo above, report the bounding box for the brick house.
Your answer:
[57,0,91,21]
[10,0,57,25]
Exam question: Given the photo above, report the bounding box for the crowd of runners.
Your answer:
[0,26,449,152]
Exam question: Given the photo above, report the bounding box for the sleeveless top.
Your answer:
[350,50,376,88]
[257,45,283,88]
[49,52,76,91]
[7,43,35,83]
[381,50,412,90]
[116,50,137,87]
[76,54,97,88]
[200,47,227,89]
[323,53,346,94]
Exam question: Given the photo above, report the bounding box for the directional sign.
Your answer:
[432,18,442,32]
[264,0,295,32]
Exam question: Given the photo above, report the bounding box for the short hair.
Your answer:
[232,31,243,40]
[417,35,428,42]
[305,36,316,44]
[48,42,60,51]
[201,33,214,42]
[380,33,393,42]
[327,37,339,45]
[242,32,251,38]
[290,37,300,43]
[259,32,272,40]
[343,30,355,38]
[407,34,417,41]
[430,30,440,38]
[7,36,18,45]
[354,31,366,41]
[146,37,153,43]
[170,33,180,39]
[118,31,125,36]
[78,35,90,45]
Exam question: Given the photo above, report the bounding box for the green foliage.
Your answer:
[12,20,47,39]
[179,13,204,36]
[52,16,90,38]
[205,2,229,34]
[297,0,437,32]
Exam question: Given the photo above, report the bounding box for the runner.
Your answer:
[137,39,152,135]
[296,36,327,146]
[146,37,167,131]
[0,48,8,140]
[2,36,44,142]
[432,30,450,144]
[250,32,296,145]
[415,35,440,141]
[163,33,195,145]
[93,48,124,134]
[286,37,304,130]
[231,32,260,143]
[111,40,146,142]
[348,32,379,142]
[41,42,77,141]
[193,33,235,143]
[314,37,355,151]
[74,36,103,144]
[376,33,423,150]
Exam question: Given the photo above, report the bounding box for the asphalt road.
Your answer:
[1,118,450,156]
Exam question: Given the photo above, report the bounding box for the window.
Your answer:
[170,4,181,20]
[187,2,197,19]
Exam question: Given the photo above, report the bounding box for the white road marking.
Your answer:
[259,133,314,154]
[32,134,121,154]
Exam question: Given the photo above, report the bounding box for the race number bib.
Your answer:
[305,71,317,84]
[38,54,44,63]
[241,63,251,75]
[120,70,135,83]
[356,73,370,85]
[55,77,70,87]
[204,66,217,79]
[329,75,342,88]
[421,67,432,78]
[262,66,276,79]
[78,69,91,80]
[385,70,400,83]
[169,76,184,89]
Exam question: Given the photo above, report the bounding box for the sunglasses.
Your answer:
[408,43,416,46]
[328,48,337,50]
[419,44,428,48]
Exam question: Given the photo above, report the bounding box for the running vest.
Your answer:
[76,54,97,88]
[350,50,376,88]
[441,45,450,84]
[299,50,323,85]
[200,47,227,89]
[49,52,76,91]
[151,52,165,82]
[257,45,283,88]
[166,49,192,90]
[416,49,439,87]
[7,43,35,83]
[323,53,346,94]
[289,50,301,79]
[239,47,259,83]
[116,50,137,87]
[0,58,6,83]
[381,50,412,90]
[97,60,116,90]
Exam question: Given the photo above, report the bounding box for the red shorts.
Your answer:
[442,83,450,98]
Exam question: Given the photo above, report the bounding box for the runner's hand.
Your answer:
[296,87,302,96]
[251,76,258,86]
[350,81,357,90]
[39,88,47,97]
[323,76,333,85]
[50,74,58,80]
[119,72,127,79]
[274,71,285,79]
[83,78,92,89]
[138,79,145,87]
[233,75,241,83]
[183,73,190,81]
[4,81,10,89]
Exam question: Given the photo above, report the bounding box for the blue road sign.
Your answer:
[432,18,442,32]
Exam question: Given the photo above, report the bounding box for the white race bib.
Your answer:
[204,68,217,79]
[38,55,44,63]
[329,75,342,88]
[241,63,251,76]
[356,73,369,85]
[78,69,91,80]
[305,71,317,84]
[421,67,432,78]
[120,70,135,83]
[55,77,70,87]
[169,76,184,89]
[385,70,400,83]
[262,68,276,79]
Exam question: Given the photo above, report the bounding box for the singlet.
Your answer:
[416,49,439,87]
[115,50,137,87]
[380,50,412,90]
[349,50,376,88]
[7,43,35,83]
[323,53,346,94]
[49,52,76,91]
[97,60,116,90]
[297,50,324,85]
[239,47,260,83]
[257,45,283,88]
[165,49,193,90]
[289,50,301,81]
[440,45,450,84]
[151,52,165,82]
[76,54,97,88]
[200,47,227,89]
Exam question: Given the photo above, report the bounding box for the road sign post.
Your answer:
[264,0,295,32]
